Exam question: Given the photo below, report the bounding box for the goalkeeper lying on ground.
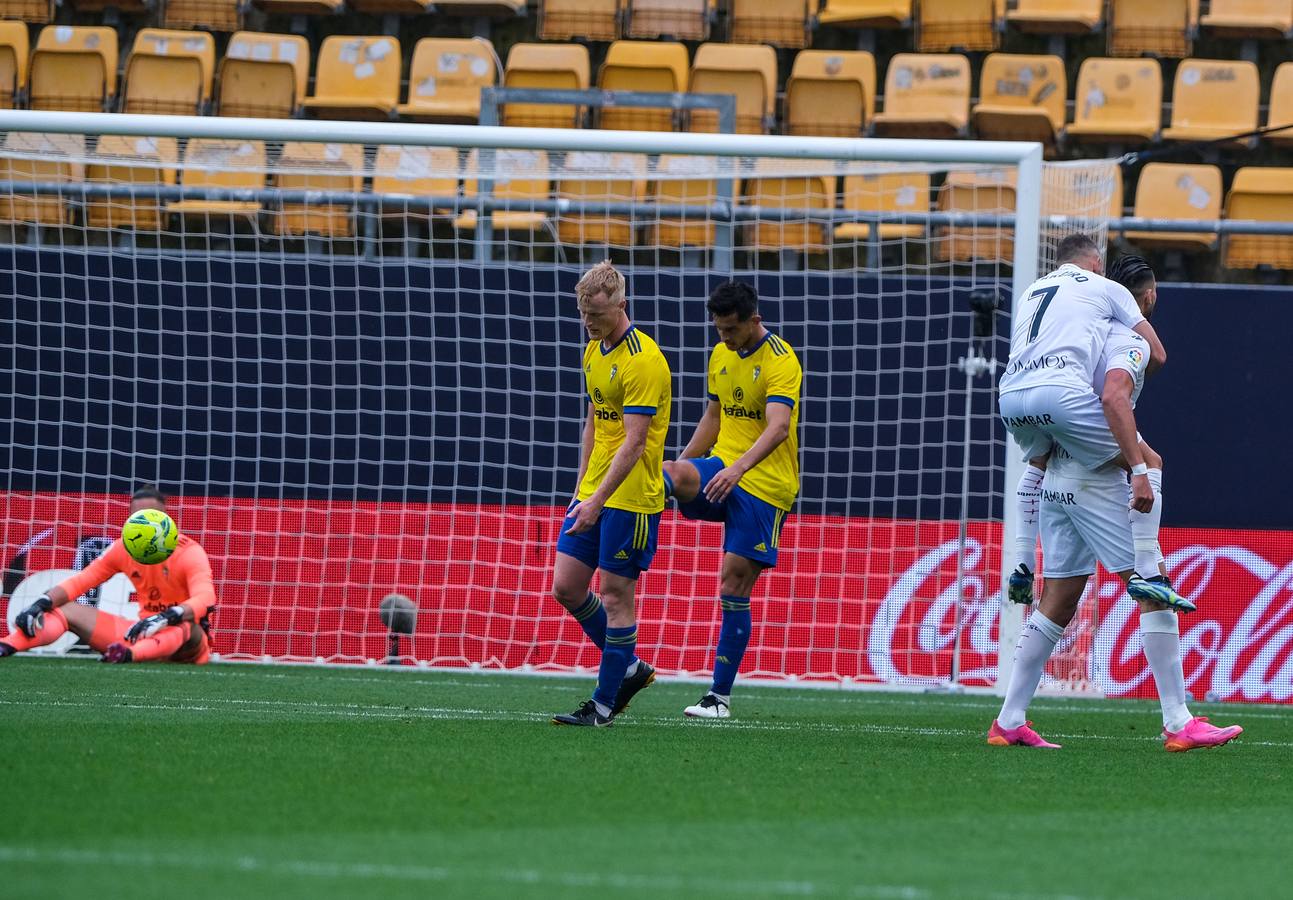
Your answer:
[1,485,216,664]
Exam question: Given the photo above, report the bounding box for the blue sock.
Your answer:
[570,592,606,650]
[593,624,637,711]
[662,469,674,500]
[711,596,752,696]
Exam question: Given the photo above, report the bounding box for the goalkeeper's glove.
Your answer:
[15,595,53,638]
[125,606,186,643]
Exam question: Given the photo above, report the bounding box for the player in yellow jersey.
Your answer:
[662,282,802,719]
[551,262,672,727]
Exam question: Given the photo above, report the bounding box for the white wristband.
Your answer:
[1130,463,1149,476]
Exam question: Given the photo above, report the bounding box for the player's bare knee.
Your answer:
[59,603,98,641]
[663,460,698,502]
[720,555,761,597]
[551,581,585,611]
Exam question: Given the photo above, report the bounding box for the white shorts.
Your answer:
[999,384,1121,471]
[1039,466,1135,578]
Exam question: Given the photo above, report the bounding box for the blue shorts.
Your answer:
[675,456,790,567]
[555,502,660,580]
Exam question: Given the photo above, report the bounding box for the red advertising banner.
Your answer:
[2,491,1290,703]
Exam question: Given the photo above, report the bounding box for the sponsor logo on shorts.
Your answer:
[1005,355,1068,375]
[1042,489,1077,505]
[754,542,767,553]
[615,550,629,559]
[1002,413,1056,428]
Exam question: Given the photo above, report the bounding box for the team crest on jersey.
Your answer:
[609,364,618,381]
[1127,348,1144,369]
[752,365,761,383]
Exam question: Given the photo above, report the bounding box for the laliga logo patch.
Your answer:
[1127,348,1144,369]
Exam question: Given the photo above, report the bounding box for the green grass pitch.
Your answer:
[2,656,1288,900]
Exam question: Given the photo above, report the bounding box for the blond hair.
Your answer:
[575,260,625,306]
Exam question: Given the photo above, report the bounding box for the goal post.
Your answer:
[0,108,1124,692]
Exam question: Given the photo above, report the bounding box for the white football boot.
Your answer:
[683,693,730,718]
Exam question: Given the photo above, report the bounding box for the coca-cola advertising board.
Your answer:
[3,491,1290,704]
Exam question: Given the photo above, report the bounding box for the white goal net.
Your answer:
[0,113,1119,690]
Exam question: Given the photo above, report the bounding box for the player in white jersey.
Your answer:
[990,256,1242,752]
[998,234,1165,516]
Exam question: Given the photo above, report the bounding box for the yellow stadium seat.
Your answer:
[557,151,648,248]
[1200,0,1293,38]
[457,148,551,233]
[1161,59,1258,146]
[729,0,810,48]
[167,139,266,221]
[254,0,342,15]
[818,0,911,29]
[835,172,929,241]
[0,0,54,23]
[30,26,117,113]
[0,21,29,109]
[273,141,364,238]
[871,53,971,139]
[918,0,1001,52]
[122,29,215,117]
[935,169,1015,264]
[626,0,713,40]
[1122,163,1221,251]
[688,42,776,135]
[372,145,460,219]
[1006,0,1102,34]
[85,135,179,232]
[302,36,400,121]
[785,50,876,138]
[218,32,308,120]
[164,0,243,32]
[649,154,740,248]
[1266,63,1293,148]
[0,132,83,226]
[1108,0,1195,58]
[745,161,837,253]
[598,40,689,132]
[540,0,621,41]
[971,53,1065,148]
[1224,167,1293,269]
[399,38,496,123]
[502,43,590,129]
[1065,58,1162,146]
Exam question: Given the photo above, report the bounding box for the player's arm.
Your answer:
[127,544,217,642]
[1132,322,1166,376]
[1108,282,1165,375]
[704,403,792,503]
[572,403,595,498]
[678,400,721,460]
[566,412,652,534]
[1101,370,1154,512]
[13,545,122,638]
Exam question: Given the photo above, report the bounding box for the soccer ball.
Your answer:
[121,509,178,565]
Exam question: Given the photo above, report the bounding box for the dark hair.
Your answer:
[131,484,167,505]
[706,281,759,321]
[1107,254,1156,296]
[1055,233,1100,265]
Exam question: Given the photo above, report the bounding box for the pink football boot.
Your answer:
[1163,717,1243,752]
[987,720,1061,749]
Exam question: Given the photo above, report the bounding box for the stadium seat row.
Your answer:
[538,0,1293,54]
[3,137,1289,269]
[5,25,1285,153]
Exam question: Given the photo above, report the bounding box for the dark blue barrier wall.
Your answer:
[0,252,1284,528]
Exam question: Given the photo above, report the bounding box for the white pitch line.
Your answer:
[0,844,945,899]
[0,693,1280,748]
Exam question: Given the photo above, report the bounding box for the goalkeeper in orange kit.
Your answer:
[1,486,216,664]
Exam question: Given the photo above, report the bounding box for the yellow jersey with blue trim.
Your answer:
[708,332,802,511]
[577,325,672,514]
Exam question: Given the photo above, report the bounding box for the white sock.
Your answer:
[998,611,1065,730]
[594,700,613,718]
[625,659,640,678]
[710,692,730,705]
[1140,609,1192,732]
[1014,464,1046,572]
[1129,467,1164,579]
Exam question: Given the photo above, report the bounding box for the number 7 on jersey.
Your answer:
[1026,286,1059,342]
